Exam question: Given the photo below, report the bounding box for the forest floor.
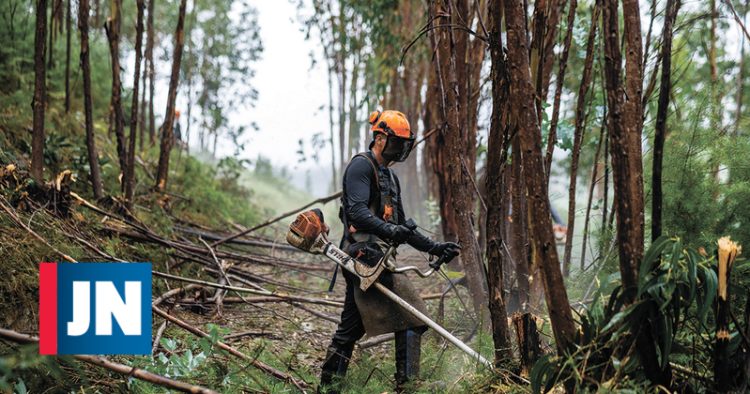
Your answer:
[0,151,522,393]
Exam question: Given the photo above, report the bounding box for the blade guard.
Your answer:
[287,209,329,254]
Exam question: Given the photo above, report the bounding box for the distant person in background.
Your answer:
[173,109,184,149]
[550,205,567,243]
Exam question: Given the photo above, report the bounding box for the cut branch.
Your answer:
[0,328,218,394]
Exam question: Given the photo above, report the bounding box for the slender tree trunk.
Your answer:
[735,0,748,135]
[47,0,55,70]
[541,0,564,100]
[139,55,147,151]
[146,0,155,145]
[504,0,576,355]
[32,0,48,182]
[124,0,145,209]
[710,0,719,130]
[348,52,359,160]
[486,0,513,364]
[326,61,337,193]
[423,67,441,209]
[511,136,530,309]
[652,0,679,241]
[93,0,100,27]
[64,0,71,113]
[562,2,598,275]
[155,0,187,192]
[430,1,455,242]
[105,0,127,177]
[79,0,103,199]
[432,0,488,318]
[545,0,582,178]
[529,0,548,124]
[581,122,605,270]
[602,0,672,386]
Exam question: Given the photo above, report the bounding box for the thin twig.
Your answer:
[0,196,75,262]
[724,0,750,42]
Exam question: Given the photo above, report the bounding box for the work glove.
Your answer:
[428,242,461,259]
[381,223,414,243]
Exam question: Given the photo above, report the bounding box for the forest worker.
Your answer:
[319,110,461,393]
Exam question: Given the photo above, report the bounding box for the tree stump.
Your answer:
[512,312,543,375]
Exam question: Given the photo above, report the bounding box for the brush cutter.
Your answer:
[286,209,492,369]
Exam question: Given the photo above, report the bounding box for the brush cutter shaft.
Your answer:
[322,243,492,368]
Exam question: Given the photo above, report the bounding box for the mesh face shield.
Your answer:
[382,134,416,162]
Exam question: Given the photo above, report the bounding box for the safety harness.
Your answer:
[329,151,400,291]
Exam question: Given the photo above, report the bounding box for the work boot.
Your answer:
[319,342,354,394]
[394,328,422,392]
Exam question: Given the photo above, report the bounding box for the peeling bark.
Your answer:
[503,0,576,355]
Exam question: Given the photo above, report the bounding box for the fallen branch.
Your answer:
[359,333,394,349]
[223,330,278,341]
[153,284,203,306]
[106,226,330,273]
[175,225,301,252]
[210,191,343,247]
[0,328,218,394]
[152,306,309,390]
[153,270,343,307]
[152,320,168,354]
[0,196,76,262]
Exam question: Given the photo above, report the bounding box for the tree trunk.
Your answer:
[326,59,337,193]
[562,2,599,275]
[79,0,103,199]
[511,135,531,311]
[512,312,543,374]
[715,237,741,391]
[93,0,100,27]
[735,0,748,135]
[64,0,71,113]
[544,0,579,179]
[422,66,441,210]
[652,0,679,241]
[155,0,187,192]
[124,0,145,209]
[540,0,564,101]
[486,0,513,364]
[581,122,605,269]
[710,0,719,130]
[32,0,48,182]
[104,0,127,178]
[503,0,576,355]
[432,0,488,319]
[139,54,148,152]
[601,0,672,386]
[146,0,156,145]
[336,3,347,182]
[47,0,55,70]
[602,0,644,296]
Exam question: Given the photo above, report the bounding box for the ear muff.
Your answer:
[369,111,382,126]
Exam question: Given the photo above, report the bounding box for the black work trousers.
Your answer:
[320,269,422,393]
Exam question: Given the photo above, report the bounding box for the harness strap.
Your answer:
[331,152,381,292]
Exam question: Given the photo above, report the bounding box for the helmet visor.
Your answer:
[382,134,415,162]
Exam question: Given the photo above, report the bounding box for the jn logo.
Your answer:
[39,262,152,355]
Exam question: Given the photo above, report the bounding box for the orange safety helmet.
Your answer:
[368,110,415,162]
[175,109,181,118]
[369,110,411,138]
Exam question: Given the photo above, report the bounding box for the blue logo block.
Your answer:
[40,262,152,355]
